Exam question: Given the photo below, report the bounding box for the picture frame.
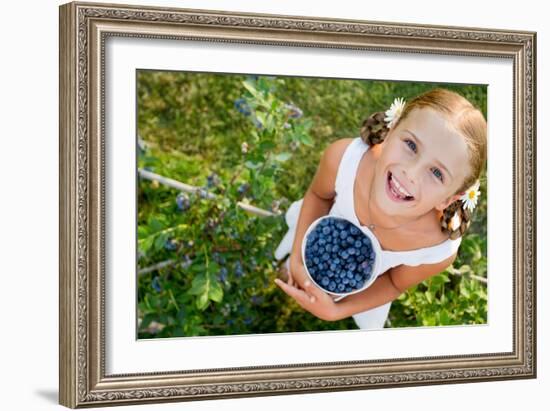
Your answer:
[59,1,537,408]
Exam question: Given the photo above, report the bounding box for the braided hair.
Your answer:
[359,89,487,240]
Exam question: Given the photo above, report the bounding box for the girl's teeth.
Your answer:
[391,174,412,197]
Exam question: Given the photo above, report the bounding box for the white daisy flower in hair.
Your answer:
[384,97,406,129]
[460,180,481,212]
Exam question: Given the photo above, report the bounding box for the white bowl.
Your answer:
[301,215,381,301]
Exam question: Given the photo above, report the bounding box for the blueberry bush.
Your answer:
[137,71,488,337]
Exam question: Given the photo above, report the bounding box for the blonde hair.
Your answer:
[359,88,487,239]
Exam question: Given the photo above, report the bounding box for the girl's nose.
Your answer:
[403,162,422,187]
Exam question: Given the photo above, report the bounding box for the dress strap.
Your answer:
[331,138,370,224]
[334,138,368,196]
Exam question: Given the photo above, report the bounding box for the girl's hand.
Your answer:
[274,278,342,321]
[287,252,311,289]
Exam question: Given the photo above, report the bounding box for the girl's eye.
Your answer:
[404,139,417,152]
[432,168,444,182]
[404,139,444,183]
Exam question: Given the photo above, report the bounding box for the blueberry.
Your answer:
[347,236,355,245]
[237,183,249,195]
[152,276,162,292]
[322,226,331,235]
[337,283,345,292]
[339,231,348,239]
[349,279,357,287]
[218,267,228,282]
[180,255,192,270]
[164,239,177,251]
[234,98,252,116]
[176,192,191,211]
[206,172,221,188]
[235,260,244,277]
[350,226,360,236]
[348,247,356,255]
[321,277,329,286]
[285,103,303,119]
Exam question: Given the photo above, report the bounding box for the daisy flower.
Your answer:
[384,97,406,129]
[460,180,481,212]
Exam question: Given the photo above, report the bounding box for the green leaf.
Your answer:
[274,152,292,162]
[425,291,433,304]
[137,226,149,238]
[153,233,167,252]
[207,262,220,275]
[190,263,206,273]
[196,293,210,310]
[245,161,262,170]
[208,277,224,302]
[149,217,164,233]
[188,274,207,295]
[242,81,260,98]
[299,133,314,146]
[259,140,276,151]
[139,235,155,254]
[440,309,451,325]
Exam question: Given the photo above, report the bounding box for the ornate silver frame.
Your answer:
[59,1,536,408]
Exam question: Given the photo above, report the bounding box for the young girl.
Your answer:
[273,88,487,329]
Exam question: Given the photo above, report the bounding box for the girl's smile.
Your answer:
[386,170,415,202]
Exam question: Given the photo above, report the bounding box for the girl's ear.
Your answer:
[436,192,462,211]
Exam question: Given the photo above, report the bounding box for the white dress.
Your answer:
[274,137,462,329]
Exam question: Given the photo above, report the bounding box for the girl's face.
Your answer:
[372,107,471,219]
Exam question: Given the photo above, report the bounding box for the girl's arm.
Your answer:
[276,252,457,322]
[275,269,400,321]
[334,252,458,320]
[287,138,355,288]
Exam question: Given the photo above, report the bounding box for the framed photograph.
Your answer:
[59,1,536,408]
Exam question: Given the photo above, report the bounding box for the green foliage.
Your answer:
[136,71,487,338]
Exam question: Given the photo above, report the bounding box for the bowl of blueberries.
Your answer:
[301,215,381,301]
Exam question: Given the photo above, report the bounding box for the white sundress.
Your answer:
[274,137,462,329]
